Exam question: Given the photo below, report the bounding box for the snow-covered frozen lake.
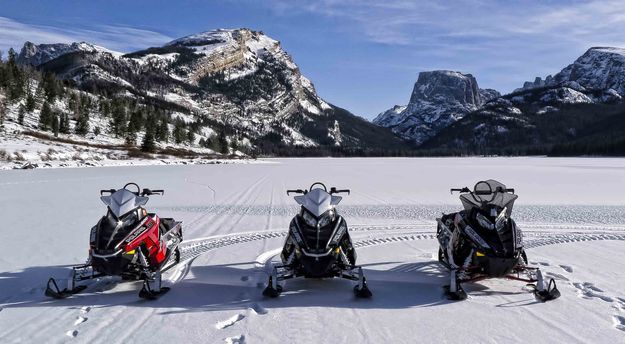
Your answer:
[1,157,625,343]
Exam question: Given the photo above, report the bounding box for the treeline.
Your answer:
[0,48,238,155]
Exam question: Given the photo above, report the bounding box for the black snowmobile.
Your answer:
[263,182,372,298]
[436,180,560,301]
[45,183,183,300]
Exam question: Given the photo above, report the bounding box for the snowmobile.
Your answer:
[263,182,372,298]
[436,179,560,302]
[45,183,183,300]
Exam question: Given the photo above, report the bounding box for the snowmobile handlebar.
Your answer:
[287,187,350,195]
[330,187,350,195]
[99,187,164,196]
[142,189,164,196]
[287,189,306,195]
[450,187,515,194]
[450,187,471,194]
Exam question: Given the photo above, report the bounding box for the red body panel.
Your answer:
[125,215,167,266]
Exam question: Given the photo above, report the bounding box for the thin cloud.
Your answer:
[0,16,172,54]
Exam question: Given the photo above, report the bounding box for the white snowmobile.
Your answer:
[263,182,372,298]
[437,180,560,301]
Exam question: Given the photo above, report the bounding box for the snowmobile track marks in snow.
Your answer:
[215,314,245,329]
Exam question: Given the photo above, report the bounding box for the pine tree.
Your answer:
[17,104,25,125]
[39,102,53,131]
[0,100,6,125]
[156,118,169,142]
[75,112,89,136]
[59,112,70,134]
[110,102,127,138]
[25,91,36,112]
[141,126,156,152]
[125,131,137,146]
[52,115,60,137]
[218,130,229,154]
[173,123,185,144]
[42,72,58,102]
[187,129,196,145]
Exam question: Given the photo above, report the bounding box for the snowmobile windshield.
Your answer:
[294,188,342,217]
[101,189,149,218]
[459,180,517,216]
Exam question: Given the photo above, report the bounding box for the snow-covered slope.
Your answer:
[1,158,625,343]
[16,29,407,152]
[373,71,500,144]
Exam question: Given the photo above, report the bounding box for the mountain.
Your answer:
[16,28,408,154]
[420,47,625,154]
[373,70,500,144]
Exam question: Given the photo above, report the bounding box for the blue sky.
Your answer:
[2,0,625,119]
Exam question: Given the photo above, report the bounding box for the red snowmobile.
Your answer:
[45,183,183,300]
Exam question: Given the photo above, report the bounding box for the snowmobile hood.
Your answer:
[101,189,149,218]
[294,188,342,217]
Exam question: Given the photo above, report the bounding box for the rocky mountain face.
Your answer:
[17,28,407,153]
[420,47,625,154]
[373,71,500,144]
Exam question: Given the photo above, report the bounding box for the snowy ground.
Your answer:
[1,157,625,343]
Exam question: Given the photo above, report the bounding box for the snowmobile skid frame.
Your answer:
[444,264,560,302]
[263,263,372,298]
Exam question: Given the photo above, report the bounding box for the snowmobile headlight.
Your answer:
[301,211,318,228]
[475,212,494,230]
[318,210,334,228]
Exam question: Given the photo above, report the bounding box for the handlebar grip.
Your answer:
[333,189,350,194]
[100,189,116,195]
[151,189,164,195]
[287,189,304,195]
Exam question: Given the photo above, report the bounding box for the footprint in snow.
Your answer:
[538,261,550,266]
[225,335,246,344]
[74,316,88,325]
[216,314,245,329]
[559,265,573,273]
[573,282,613,302]
[81,306,91,313]
[612,315,625,332]
[249,303,268,315]
[65,330,78,338]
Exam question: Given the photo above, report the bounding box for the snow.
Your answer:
[1,157,625,343]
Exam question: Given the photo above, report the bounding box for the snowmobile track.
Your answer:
[178,226,625,265]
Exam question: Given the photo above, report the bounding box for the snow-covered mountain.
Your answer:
[421,47,625,153]
[16,28,407,153]
[373,71,500,144]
